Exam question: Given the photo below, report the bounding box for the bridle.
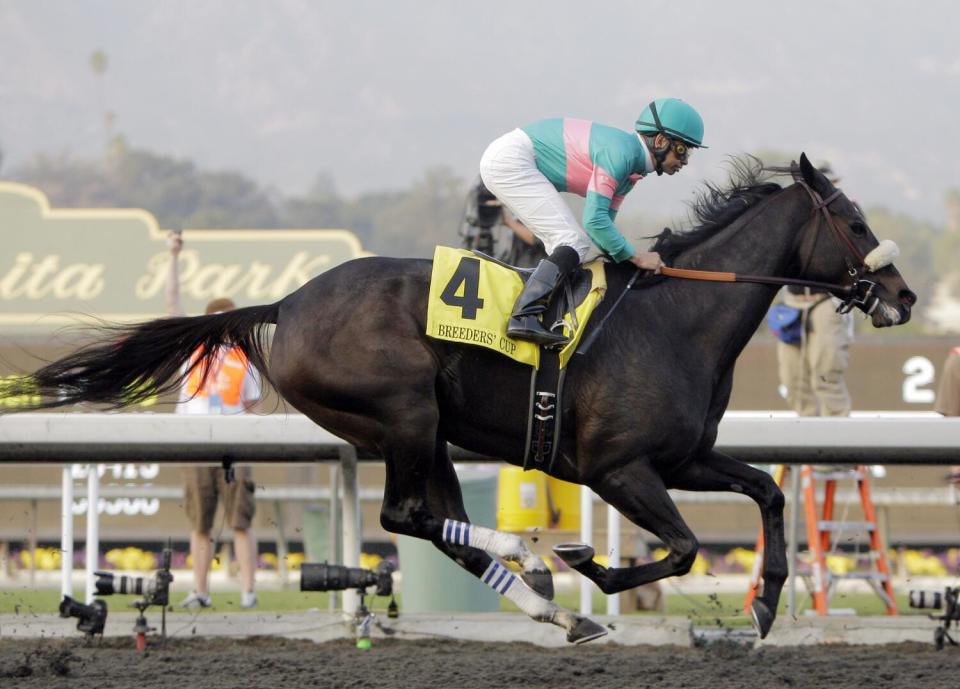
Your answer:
[579,176,892,357]
[793,176,878,314]
[658,176,885,316]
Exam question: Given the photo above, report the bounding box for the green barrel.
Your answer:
[302,504,332,563]
[396,467,500,612]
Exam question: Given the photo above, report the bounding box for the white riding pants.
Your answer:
[479,128,593,261]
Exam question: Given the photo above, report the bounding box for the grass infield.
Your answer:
[0,587,920,622]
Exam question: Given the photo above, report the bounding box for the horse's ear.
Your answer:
[798,153,817,186]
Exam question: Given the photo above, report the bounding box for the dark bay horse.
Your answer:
[3,154,915,643]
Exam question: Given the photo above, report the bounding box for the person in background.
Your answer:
[460,177,547,268]
[934,346,960,483]
[500,213,547,268]
[166,230,261,609]
[775,284,854,416]
[775,166,854,418]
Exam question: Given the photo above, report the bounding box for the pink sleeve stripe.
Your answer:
[611,174,644,209]
[563,118,594,196]
[588,166,617,199]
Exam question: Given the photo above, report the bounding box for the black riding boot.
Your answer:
[507,247,579,346]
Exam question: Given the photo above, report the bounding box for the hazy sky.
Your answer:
[1,0,958,224]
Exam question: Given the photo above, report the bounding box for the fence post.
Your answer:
[787,467,801,618]
[579,485,593,615]
[339,445,360,614]
[61,465,74,598]
[85,464,99,603]
[606,505,620,615]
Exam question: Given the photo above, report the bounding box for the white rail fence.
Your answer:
[1,411,960,616]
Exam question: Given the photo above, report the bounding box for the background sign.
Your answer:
[730,338,955,411]
[0,183,369,332]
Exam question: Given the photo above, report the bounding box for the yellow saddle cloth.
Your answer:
[425,246,606,369]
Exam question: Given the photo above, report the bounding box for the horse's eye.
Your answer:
[849,221,867,236]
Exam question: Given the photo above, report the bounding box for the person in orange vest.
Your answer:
[166,231,261,609]
[935,346,960,483]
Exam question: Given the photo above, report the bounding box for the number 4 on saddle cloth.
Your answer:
[426,246,607,470]
[427,247,606,367]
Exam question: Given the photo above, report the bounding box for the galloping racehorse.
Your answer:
[4,154,915,643]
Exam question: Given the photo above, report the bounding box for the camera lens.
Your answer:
[95,573,116,596]
[909,590,943,609]
[117,575,145,595]
[95,572,145,596]
[300,564,376,592]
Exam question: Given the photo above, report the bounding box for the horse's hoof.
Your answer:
[554,543,595,568]
[750,599,775,639]
[522,568,554,600]
[567,615,608,645]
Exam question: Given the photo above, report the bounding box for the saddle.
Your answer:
[425,246,607,471]
[480,251,595,335]
[483,253,594,472]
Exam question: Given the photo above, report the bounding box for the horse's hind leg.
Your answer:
[667,450,786,639]
[424,446,554,600]
[555,458,701,594]
[410,442,606,644]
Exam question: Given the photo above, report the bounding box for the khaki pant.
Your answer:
[183,466,256,532]
[776,293,853,417]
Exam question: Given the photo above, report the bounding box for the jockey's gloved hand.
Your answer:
[629,251,663,273]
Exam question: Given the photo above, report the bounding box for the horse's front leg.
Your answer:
[666,449,786,639]
[554,458,701,594]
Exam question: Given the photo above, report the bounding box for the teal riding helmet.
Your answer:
[635,98,707,148]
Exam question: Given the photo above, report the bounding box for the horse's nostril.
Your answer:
[900,290,917,307]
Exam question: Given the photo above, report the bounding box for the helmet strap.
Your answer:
[647,102,668,176]
[644,133,668,176]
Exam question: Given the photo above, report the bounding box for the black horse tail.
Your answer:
[2,302,281,411]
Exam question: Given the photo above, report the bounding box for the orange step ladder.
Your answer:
[745,464,898,616]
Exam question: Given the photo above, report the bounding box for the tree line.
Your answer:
[7,137,469,259]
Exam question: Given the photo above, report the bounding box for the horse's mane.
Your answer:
[651,156,782,263]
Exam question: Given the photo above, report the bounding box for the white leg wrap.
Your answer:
[481,561,555,621]
[443,519,548,573]
[443,519,520,557]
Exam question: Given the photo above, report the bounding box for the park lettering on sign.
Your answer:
[0,183,367,332]
[0,253,106,300]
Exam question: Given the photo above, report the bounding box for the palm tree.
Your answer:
[89,50,115,154]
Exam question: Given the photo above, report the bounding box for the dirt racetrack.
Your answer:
[0,636,955,689]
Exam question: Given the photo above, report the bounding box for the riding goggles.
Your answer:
[670,139,690,162]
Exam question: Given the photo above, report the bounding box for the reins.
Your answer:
[576,172,885,356]
[577,263,852,359]
[655,176,879,312]
[659,265,854,296]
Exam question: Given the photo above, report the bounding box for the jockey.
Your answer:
[479,98,706,345]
